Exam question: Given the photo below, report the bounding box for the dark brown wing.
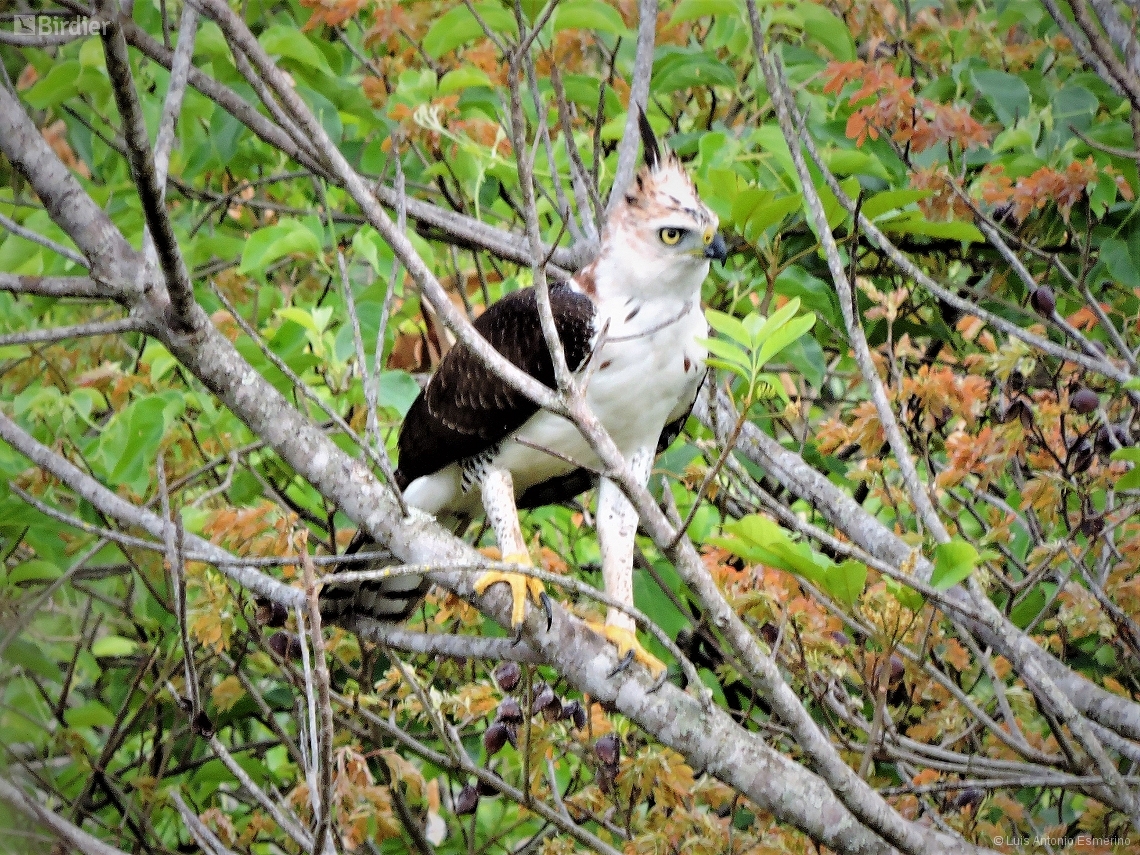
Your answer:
[394,283,596,488]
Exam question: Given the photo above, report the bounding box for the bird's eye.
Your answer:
[659,227,683,245]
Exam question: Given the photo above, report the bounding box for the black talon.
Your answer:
[511,623,525,646]
[607,648,636,679]
[648,667,669,693]
[539,592,553,631]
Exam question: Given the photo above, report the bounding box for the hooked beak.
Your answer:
[704,232,728,263]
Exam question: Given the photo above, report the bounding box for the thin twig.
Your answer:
[0,210,87,267]
[0,316,143,347]
[301,544,336,855]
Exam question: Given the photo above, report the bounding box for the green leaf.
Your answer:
[705,310,751,346]
[554,0,627,34]
[423,3,517,58]
[825,559,868,607]
[439,67,494,95]
[992,124,1037,154]
[972,69,1032,127]
[782,334,825,388]
[879,213,984,243]
[652,50,736,93]
[1049,84,1098,144]
[240,220,323,277]
[743,194,802,240]
[825,148,891,180]
[65,700,117,729]
[92,636,140,657]
[8,559,61,584]
[670,0,743,23]
[1010,584,1053,629]
[885,577,925,612]
[1114,466,1140,491]
[1100,238,1140,290]
[931,539,978,590]
[108,396,170,485]
[378,370,422,417]
[2,637,62,681]
[796,2,855,61]
[861,189,931,220]
[259,26,334,75]
[23,60,82,109]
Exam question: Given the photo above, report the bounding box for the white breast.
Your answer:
[404,298,707,516]
[488,298,706,487]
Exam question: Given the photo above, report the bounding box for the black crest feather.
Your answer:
[637,105,660,170]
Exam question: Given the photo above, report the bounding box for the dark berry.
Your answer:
[455,784,479,815]
[531,684,557,716]
[267,632,301,660]
[562,699,587,729]
[496,697,523,723]
[483,722,509,755]
[1079,515,1104,538]
[1030,286,1055,316]
[256,599,287,628]
[493,661,521,692]
[594,734,620,767]
[476,778,499,797]
[1071,387,1099,414]
[888,654,905,686]
[951,787,984,811]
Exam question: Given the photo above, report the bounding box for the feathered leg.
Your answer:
[590,446,666,678]
[473,468,546,632]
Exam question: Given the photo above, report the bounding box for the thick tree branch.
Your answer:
[0,274,110,300]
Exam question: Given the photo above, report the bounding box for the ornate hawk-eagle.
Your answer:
[326,111,725,676]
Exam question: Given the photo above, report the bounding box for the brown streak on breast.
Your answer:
[574,261,598,299]
[684,356,692,372]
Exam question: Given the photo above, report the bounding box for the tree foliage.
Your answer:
[2,0,1140,853]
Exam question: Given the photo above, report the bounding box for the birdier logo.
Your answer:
[10,13,109,37]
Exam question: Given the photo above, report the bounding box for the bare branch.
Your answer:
[0,409,305,608]
[606,0,657,212]
[170,790,240,855]
[98,0,197,331]
[344,620,544,661]
[0,316,144,347]
[301,546,336,855]
[152,4,198,193]
[0,273,109,299]
[0,209,88,267]
[0,58,140,302]
[755,39,951,546]
[0,775,133,855]
[1067,0,1140,108]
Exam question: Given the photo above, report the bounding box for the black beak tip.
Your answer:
[705,233,728,263]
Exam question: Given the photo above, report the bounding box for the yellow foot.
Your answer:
[587,622,666,680]
[474,552,545,629]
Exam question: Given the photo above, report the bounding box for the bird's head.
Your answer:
[588,109,726,303]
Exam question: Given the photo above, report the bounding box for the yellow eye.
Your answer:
[659,227,683,245]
